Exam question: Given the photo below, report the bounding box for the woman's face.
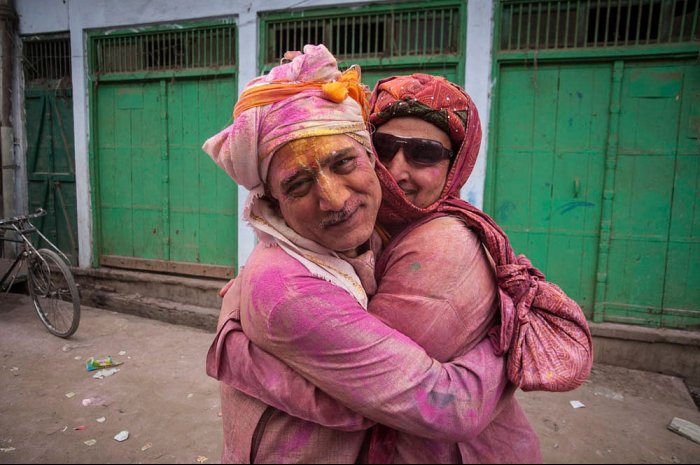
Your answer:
[374,117,453,208]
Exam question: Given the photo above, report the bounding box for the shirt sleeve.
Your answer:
[214,317,376,431]
[242,268,508,443]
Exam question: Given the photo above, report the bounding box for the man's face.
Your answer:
[267,134,381,254]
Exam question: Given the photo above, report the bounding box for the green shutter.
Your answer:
[490,1,700,329]
[23,35,78,265]
[90,21,238,278]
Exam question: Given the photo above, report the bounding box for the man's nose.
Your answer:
[385,149,411,183]
[317,172,350,212]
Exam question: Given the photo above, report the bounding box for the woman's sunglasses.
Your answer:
[372,132,454,167]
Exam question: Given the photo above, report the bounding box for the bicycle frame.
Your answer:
[0,248,25,292]
[0,210,71,292]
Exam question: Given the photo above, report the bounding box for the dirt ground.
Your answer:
[1,292,699,464]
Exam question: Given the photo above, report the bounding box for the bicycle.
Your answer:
[0,208,80,338]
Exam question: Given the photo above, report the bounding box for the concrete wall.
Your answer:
[14,0,493,270]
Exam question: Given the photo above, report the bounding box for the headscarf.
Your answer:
[369,73,481,230]
[369,74,592,391]
[202,44,374,308]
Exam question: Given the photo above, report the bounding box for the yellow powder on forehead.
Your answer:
[277,135,356,172]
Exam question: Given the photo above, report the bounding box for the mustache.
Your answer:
[319,199,361,229]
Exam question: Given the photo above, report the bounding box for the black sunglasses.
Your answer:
[372,132,454,167]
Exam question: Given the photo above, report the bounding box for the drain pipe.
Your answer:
[0,0,17,227]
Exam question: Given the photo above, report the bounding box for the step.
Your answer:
[73,267,227,309]
[82,290,219,332]
[73,267,226,332]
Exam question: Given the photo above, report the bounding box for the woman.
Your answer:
[364,74,590,462]
[363,73,541,462]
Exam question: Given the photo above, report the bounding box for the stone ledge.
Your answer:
[590,322,700,347]
[83,288,218,332]
[72,266,228,291]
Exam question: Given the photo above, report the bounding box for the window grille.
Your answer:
[264,5,459,65]
[23,35,71,82]
[500,0,699,51]
[93,24,236,75]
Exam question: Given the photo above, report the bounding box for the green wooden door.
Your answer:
[605,61,700,328]
[491,63,611,318]
[96,77,237,278]
[490,59,700,329]
[25,86,78,265]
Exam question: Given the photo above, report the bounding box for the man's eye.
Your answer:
[286,179,312,197]
[334,157,357,173]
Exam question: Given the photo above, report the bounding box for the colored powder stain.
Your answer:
[429,391,456,409]
[316,160,337,201]
[429,167,444,179]
[410,262,422,271]
[279,422,315,457]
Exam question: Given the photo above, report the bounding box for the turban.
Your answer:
[201,44,373,308]
[202,44,371,195]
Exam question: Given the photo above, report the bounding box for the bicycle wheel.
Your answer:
[27,248,80,338]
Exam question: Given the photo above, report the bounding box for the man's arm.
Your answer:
[208,316,375,431]
[241,271,508,443]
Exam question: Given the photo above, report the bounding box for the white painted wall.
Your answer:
[14,0,494,271]
[463,0,493,210]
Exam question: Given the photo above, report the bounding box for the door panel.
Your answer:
[97,82,164,260]
[167,78,237,267]
[96,77,237,276]
[25,87,78,264]
[492,64,611,316]
[605,63,698,327]
[661,63,700,329]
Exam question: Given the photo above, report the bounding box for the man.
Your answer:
[204,45,521,463]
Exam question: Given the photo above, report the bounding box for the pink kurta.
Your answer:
[208,242,517,462]
[207,215,541,463]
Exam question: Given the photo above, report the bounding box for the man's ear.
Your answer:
[263,185,281,214]
[266,196,281,214]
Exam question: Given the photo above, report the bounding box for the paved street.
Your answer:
[1,292,699,464]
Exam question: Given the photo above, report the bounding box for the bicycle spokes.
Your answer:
[28,249,80,338]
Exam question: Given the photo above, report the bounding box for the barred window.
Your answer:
[264,5,460,65]
[23,35,71,82]
[500,0,699,51]
[93,24,236,75]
